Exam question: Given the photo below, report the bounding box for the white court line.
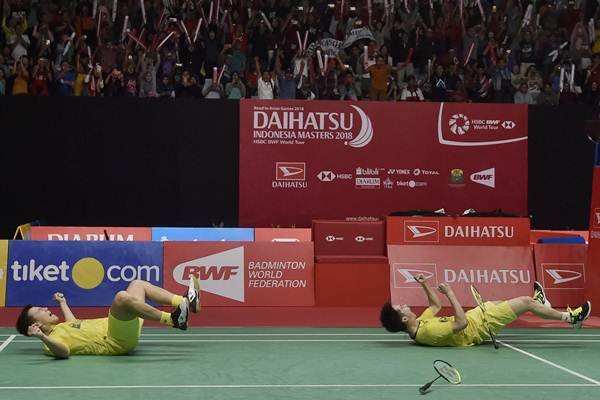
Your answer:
[2,332,600,337]
[0,335,16,352]
[499,340,600,386]
[11,338,600,343]
[0,383,599,390]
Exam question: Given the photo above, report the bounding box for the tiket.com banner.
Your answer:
[163,242,314,306]
[6,241,163,306]
[387,216,530,246]
[239,100,528,227]
[388,245,534,307]
[30,226,152,241]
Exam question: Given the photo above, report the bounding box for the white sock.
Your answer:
[561,312,571,322]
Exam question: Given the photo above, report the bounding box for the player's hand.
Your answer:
[413,274,427,283]
[437,283,453,295]
[53,292,66,304]
[28,322,44,338]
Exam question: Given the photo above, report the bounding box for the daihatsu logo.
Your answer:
[545,269,582,284]
[396,268,435,283]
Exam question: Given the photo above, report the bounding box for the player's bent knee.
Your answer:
[113,291,134,308]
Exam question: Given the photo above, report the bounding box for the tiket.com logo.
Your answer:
[470,168,495,188]
[449,113,470,135]
[276,162,306,180]
[10,258,160,289]
[404,221,440,242]
[172,247,245,302]
[392,264,438,288]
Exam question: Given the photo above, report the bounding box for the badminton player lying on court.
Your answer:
[380,274,591,346]
[15,277,201,358]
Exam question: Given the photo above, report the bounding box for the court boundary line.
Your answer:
[499,340,600,385]
[0,335,15,352]
[2,332,600,337]
[10,338,600,343]
[1,383,599,390]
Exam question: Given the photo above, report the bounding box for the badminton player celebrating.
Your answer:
[15,278,201,358]
[380,274,591,346]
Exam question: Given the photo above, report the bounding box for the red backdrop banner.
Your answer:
[239,100,528,227]
[163,242,314,306]
[386,216,530,246]
[533,244,587,307]
[388,245,534,307]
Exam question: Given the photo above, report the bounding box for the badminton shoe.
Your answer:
[171,297,190,330]
[533,281,551,308]
[567,301,591,328]
[187,276,201,313]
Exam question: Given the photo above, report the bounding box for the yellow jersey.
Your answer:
[44,318,118,356]
[413,302,517,347]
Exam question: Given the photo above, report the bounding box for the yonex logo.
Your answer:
[407,225,437,238]
[470,168,495,188]
[172,247,245,302]
[318,171,336,181]
[449,113,470,135]
[502,121,516,129]
[396,268,435,283]
[544,269,582,284]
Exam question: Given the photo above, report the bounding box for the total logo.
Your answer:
[10,258,160,289]
[470,168,495,188]
[172,247,245,302]
[542,264,585,289]
[404,221,440,242]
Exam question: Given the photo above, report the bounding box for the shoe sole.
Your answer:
[188,276,201,313]
[533,281,551,307]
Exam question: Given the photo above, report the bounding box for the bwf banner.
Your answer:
[388,245,534,307]
[163,242,314,306]
[239,100,528,228]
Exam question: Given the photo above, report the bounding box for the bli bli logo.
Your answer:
[172,247,245,302]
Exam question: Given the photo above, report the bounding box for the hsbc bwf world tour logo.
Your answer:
[252,104,374,148]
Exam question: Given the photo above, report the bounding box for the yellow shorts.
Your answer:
[107,313,144,354]
[467,301,518,336]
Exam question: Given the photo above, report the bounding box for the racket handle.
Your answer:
[419,376,440,395]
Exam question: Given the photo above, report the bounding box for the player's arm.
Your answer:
[53,292,76,322]
[28,323,70,359]
[438,283,467,333]
[414,274,441,315]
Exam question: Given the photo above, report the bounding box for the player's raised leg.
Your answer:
[506,296,591,328]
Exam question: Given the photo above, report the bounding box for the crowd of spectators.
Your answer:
[1,0,600,104]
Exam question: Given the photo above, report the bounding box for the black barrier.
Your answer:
[0,99,597,238]
[1,97,239,238]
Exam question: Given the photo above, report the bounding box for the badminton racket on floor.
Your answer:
[419,359,461,394]
[104,229,110,241]
[470,284,499,349]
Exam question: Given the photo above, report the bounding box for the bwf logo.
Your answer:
[470,168,495,188]
[172,247,245,302]
[392,264,438,288]
[403,221,440,243]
